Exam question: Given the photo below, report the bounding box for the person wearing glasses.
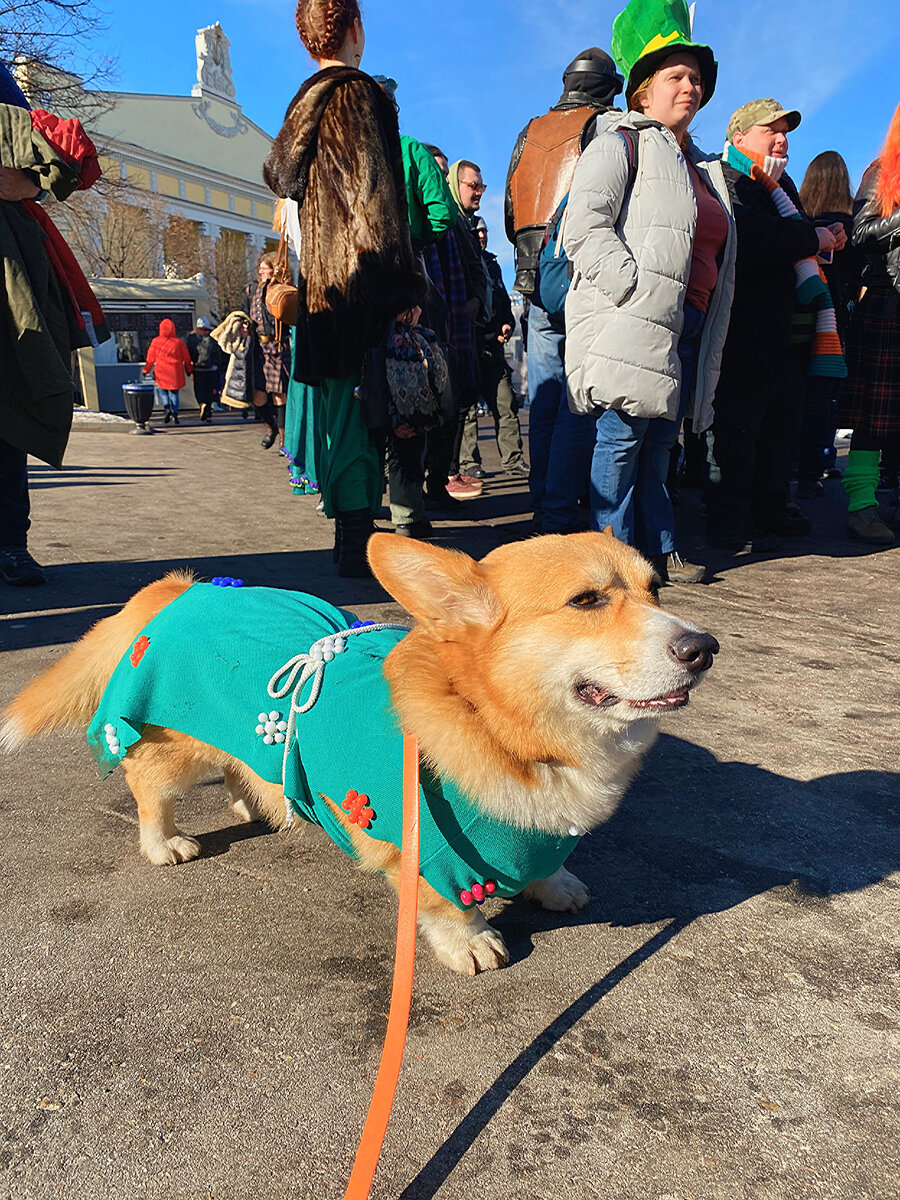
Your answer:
[442,158,493,498]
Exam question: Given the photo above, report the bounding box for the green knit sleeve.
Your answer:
[406,137,457,246]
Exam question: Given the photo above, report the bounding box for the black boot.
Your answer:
[259,398,278,449]
[335,509,375,578]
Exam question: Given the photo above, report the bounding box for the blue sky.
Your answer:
[69,0,900,280]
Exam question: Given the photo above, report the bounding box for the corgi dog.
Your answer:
[1,532,717,975]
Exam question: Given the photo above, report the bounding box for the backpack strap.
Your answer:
[540,193,569,253]
[617,127,640,194]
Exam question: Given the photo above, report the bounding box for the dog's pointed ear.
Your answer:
[603,525,616,538]
[367,534,501,636]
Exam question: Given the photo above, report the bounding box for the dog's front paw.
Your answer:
[425,912,510,976]
[141,832,201,866]
[522,866,590,913]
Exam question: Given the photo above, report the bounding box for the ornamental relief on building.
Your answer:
[191,99,250,139]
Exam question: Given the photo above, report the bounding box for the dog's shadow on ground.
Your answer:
[577,734,897,926]
[194,820,273,860]
[399,736,899,1200]
[494,734,898,958]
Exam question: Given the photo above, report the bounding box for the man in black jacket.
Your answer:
[459,220,526,478]
[504,49,622,534]
[707,98,844,550]
[186,317,225,423]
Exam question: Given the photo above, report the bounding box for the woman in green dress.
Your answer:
[264,0,421,576]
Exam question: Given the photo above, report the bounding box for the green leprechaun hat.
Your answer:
[611,0,717,108]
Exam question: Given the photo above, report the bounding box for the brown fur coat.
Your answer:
[264,66,422,383]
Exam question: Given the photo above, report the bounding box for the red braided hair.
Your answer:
[876,101,900,218]
[296,0,361,61]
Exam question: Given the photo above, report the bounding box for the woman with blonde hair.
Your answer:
[836,103,900,544]
[563,0,735,584]
[264,0,421,575]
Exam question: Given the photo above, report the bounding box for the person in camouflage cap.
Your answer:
[706,96,846,551]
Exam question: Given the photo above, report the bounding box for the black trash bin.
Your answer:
[122,382,156,434]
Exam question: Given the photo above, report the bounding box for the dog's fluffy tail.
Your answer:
[0,570,195,752]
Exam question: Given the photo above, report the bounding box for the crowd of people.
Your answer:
[2,0,899,590]
[252,0,900,580]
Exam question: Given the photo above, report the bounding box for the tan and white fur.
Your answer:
[1,532,718,974]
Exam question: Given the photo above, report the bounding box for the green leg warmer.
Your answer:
[842,449,881,513]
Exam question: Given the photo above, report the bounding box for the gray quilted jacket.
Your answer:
[562,110,735,431]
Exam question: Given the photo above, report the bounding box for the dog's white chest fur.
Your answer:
[478,718,659,836]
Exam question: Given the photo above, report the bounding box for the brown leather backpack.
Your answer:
[509,106,598,235]
[264,227,298,334]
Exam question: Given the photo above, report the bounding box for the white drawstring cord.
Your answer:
[266,622,409,823]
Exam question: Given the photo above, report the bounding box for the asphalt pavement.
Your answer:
[1,410,897,1200]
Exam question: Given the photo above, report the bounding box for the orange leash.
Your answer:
[344,732,420,1200]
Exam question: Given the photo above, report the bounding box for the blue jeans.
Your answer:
[589,303,706,555]
[155,387,179,413]
[527,303,595,532]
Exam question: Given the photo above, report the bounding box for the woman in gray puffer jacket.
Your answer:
[563,27,735,584]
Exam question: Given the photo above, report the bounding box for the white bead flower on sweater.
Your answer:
[255,709,288,745]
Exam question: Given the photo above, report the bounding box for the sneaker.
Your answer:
[457,473,484,490]
[163,409,172,424]
[0,547,46,586]
[394,519,433,539]
[846,506,895,545]
[446,474,482,499]
[649,551,706,585]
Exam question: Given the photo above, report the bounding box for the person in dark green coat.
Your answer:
[370,79,460,535]
[0,87,110,587]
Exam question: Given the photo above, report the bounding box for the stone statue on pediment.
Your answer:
[194,23,235,100]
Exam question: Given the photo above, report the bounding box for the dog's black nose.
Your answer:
[669,631,719,674]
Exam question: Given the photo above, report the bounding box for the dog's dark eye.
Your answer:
[567,590,606,609]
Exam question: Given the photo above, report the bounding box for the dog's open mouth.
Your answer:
[576,683,691,712]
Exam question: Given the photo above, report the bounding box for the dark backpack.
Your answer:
[534,128,640,319]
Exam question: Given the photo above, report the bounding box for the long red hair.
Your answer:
[876,102,900,217]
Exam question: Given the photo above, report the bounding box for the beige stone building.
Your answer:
[16,26,281,410]
[17,24,278,311]
[86,25,277,265]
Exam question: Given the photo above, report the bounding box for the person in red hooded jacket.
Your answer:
[143,319,193,424]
